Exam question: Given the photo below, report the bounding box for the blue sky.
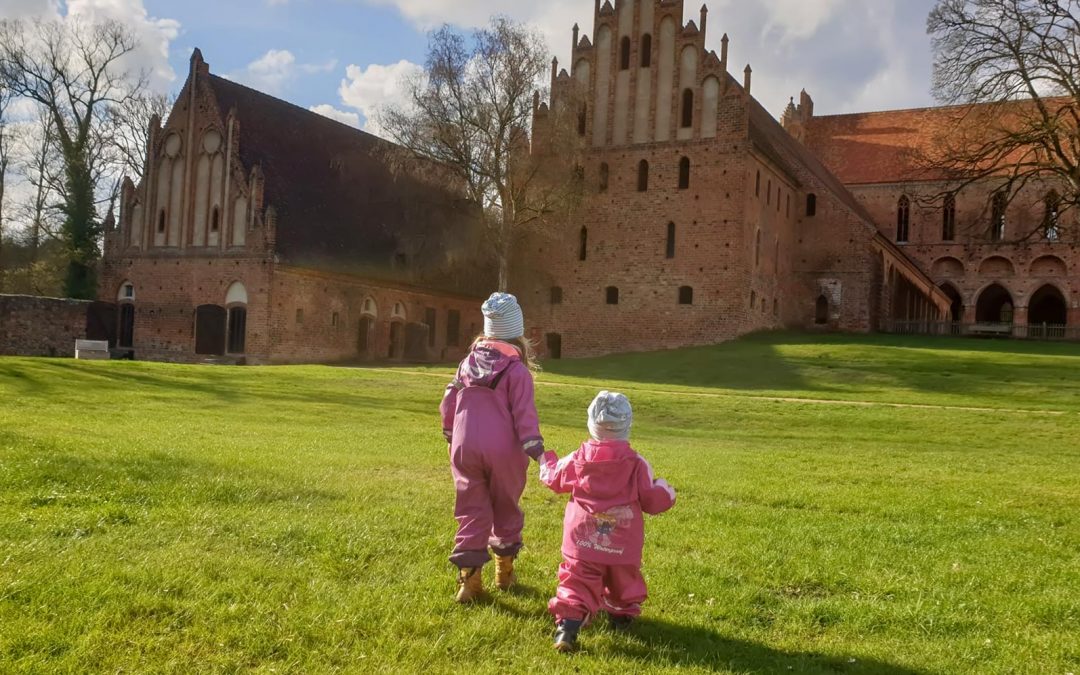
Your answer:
[5,0,944,133]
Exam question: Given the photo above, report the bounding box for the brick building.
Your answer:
[514,0,950,358]
[789,100,1079,331]
[99,51,485,364]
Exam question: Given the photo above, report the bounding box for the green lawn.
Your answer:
[1,332,1078,674]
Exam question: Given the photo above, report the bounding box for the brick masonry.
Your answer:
[0,295,90,357]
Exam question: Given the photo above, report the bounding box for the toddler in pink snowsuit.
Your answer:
[440,292,544,603]
[539,391,675,651]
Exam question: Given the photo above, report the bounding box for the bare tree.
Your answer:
[16,106,65,259]
[925,0,1079,241]
[109,91,172,183]
[378,17,581,290]
[0,82,12,291]
[0,17,146,299]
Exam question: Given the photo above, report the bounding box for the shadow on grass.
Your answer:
[610,617,933,674]
[539,331,1080,407]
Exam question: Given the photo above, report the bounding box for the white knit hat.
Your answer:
[482,292,524,340]
[588,391,633,441]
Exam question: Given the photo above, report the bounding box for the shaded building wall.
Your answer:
[0,295,90,357]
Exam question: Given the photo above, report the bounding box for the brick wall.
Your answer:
[0,295,90,357]
[267,267,483,365]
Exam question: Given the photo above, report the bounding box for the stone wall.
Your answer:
[0,295,90,357]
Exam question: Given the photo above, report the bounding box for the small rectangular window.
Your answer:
[446,309,461,347]
[296,308,304,325]
[606,287,619,305]
[332,311,340,328]
[550,287,563,304]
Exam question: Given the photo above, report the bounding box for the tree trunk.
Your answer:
[62,149,99,299]
[497,198,514,292]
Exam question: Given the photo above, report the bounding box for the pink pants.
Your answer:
[548,557,648,622]
[449,446,529,568]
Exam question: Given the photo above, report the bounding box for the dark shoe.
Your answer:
[609,613,634,631]
[553,619,583,653]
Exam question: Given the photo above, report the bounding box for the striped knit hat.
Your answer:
[482,292,524,340]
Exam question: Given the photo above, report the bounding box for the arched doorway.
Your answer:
[814,295,829,325]
[939,283,963,322]
[975,284,1014,324]
[1028,285,1067,326]
[225,282,248,355]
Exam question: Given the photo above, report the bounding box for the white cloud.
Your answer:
[360,0,936,117]
[338,59,423,136]
[309,104,361,128]
[231,51,339,97]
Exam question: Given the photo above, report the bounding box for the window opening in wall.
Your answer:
[806,193,817,217]
[579,226,588,261]
[606,286,619,305]
[896,195,911,243]
[620,37,631,70]
[364,298,375,314]
[157,210,166,233]
[750,290,756,309]
[678,286,693,305]
[773,299,779,317]
[446,309,461,347]
[599,163,609,192]
[666,222,676,259]
[755,171,761,197]
[1043,191,1060,241]
[332,311,340,328]
[425,307,437,347]
[546,333,563,359]
[210,207,220,233]
[578,104,587,136]
[296,308,304,325]
[678,157,690,189]
[640,34,652,67]
[777,187,781,211]
[637,160,649,192]
[681,89,693,128]
[786,194,790,217]
[990,192,1006,241]
[550,286,563,304]
[815,295,829,324]
[122,283,134,299]
[755,230,761,267]
[942,194,956,241]
[227,307,247,353]
[767,179,771,205]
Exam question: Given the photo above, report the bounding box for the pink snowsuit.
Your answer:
[539,439,676,621]
[440,341,544,568]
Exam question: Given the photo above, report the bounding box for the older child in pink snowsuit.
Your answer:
[539,391,675,651]
[440,292,545,603]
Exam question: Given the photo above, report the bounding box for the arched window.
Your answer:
[640,34,652,67]
[680,89,694,128]
[620,37,631,70]
[599,163,609,192]
[942,194,956,241]
[666,222,676,259]
[551,286,563,304]
[678,157,690,189]
[157,210,166,233]
[767,179,772,205]
[637,160,649,192]
[806,193,817,217]
[579,227,588,261]
[210,207,220,233]
[896,195,910,243]
[776,186,781,211]
[606,286,620,305]
[990,192,1007,241]
[1044,191,1060,241]
[815,295,829,324]
[755,229,762,267]
[678,286,693,305]
[577,104,587,136]
[755,171,761,197]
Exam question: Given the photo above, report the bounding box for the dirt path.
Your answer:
[367,368,1070,417]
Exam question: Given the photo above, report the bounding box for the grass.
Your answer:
[0,331,1078,674]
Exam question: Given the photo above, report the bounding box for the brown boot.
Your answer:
[455,567,484,603]
[494,555,516,590]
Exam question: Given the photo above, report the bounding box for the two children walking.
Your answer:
[440,292,676,652]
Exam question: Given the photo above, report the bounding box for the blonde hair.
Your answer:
[472,334,541,372]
